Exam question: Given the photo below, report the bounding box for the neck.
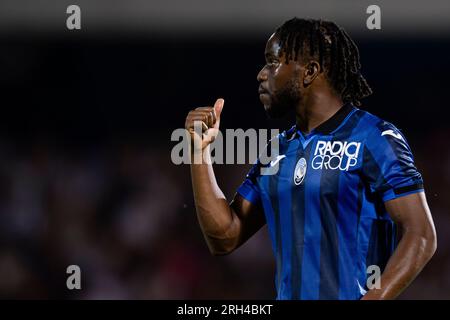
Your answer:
[295,91,344,134]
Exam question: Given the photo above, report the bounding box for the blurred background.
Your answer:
[0,0,449,299]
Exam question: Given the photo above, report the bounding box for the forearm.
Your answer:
[362,229,436,300]
[190,148,239,253]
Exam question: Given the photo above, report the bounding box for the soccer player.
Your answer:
[185,18,436,300]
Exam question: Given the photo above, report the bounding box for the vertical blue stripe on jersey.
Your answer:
[318,137,340,299]
[360,148,383,259]
[268,149,282,298]
[290,142,303,299]
[258,171,279,297]
[290,140,310,299]
[336,173,360,299]
[357,205,373,294]
[355,179,366,298]
[276,138,299,298]
[359,129,390,291]
[300,138,323,299]
[259,173,277,261]
[336,113,366,299]
[318,111,364,299]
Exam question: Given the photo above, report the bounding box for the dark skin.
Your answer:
[185,33,437,299]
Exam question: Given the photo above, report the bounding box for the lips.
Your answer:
[258,86,270,104]
[258,86,269,95]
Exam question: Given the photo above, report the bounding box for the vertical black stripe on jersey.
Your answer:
[362,147,389,207]
[366,220,395,273]
[290,142,310,299]
[268,142,285,294]
[318,111,363,299]
[356,179,365,222]
[317,155,340,299]
[355,176,365,295]
[362,147,396,272]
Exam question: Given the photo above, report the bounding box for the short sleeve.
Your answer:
[236,159,262,205]
[362,121,424,202]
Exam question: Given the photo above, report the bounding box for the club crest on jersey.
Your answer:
[293,157,307,185]
[311,140,361,171]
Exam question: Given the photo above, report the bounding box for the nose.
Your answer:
[257,66,268,82]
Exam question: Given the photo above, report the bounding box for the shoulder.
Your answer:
[356,109,406,140]
[355,109,414,161]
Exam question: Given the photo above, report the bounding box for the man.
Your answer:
[185,18,436,300]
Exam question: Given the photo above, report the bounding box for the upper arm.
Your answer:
[229,193,266,250]
[361,192,436,299]
[227,158,267,251]
[384,192,436,241]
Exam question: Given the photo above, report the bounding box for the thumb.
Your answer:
[214,98,225,119]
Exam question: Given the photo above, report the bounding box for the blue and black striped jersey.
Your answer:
[237,103,424,300]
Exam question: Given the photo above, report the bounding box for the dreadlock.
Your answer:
[274,18,373,106]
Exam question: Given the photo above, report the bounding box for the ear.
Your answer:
[302,61,321,87]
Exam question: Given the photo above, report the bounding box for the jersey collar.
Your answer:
[286,103,356,141]
[314,102,356,135]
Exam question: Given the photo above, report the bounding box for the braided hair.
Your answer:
[275,18,372,106]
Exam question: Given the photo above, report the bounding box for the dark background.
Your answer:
[0,0,449,299]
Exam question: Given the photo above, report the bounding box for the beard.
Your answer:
[265,77,301,119]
